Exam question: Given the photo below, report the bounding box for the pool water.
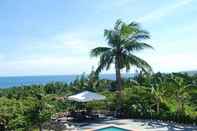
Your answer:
[95,126,130,131]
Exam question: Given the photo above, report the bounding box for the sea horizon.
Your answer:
[0,73,134,88]
[0,70,196,88]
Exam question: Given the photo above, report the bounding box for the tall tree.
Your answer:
[26,94,54,131]
[150,73,168,114]
[91,19,153,110]
[169,74,194,118]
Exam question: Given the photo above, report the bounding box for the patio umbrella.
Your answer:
[67,91,106,102]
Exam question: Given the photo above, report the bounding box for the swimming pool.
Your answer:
[95,126,130,131]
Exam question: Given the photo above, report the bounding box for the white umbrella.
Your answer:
[67,91,106,102]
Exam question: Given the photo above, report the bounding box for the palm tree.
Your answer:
[150,73,168,114]
[169,74,193,117]
[91,19,153,109]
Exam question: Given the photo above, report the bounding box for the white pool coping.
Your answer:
[90,124,134,131]
[80,119,197,131]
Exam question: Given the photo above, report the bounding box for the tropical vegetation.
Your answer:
[0,20,197,131]
[0,71,197,130]
[91,19,153,112]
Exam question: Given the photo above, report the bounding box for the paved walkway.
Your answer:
[80,119,197,131]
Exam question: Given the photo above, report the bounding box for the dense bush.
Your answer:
[0,72,197,130]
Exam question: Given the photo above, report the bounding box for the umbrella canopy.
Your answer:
[67,91,106,102]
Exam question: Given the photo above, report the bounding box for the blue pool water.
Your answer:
[96,126,130,131]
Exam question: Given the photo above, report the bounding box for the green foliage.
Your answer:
[91,19,153,75]
[0,72,197,130]
[0,97,32,130]
[91,19,154,114]
[1,19,197,130]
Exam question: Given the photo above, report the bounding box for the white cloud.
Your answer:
[1,28,197,76]
[0,31,106,76]
[94,0,137,13]
[0,54,5,60]
[140,52,197,73]
[26,31,101,56]
[53,32,100,53]
[1,0,196,76]
[110,0,137,7]
[0,56,98,76]
[137,0,194,23]
[173,22,197,34]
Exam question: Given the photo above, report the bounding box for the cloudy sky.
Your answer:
[0,0,197,76]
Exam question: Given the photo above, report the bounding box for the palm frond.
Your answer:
[104,29,122,48]
[90,47,111,57]
[124,42,153,52]
[95,51,114,74]
[126,54,153,73]
[114,19,123,30]
[128,22,140,28]
[128,31,150,41]
[91,19,153,75]
[120,23,135,37]
[104,29,112,40]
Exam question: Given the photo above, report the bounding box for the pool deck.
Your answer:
[80,119,197,131]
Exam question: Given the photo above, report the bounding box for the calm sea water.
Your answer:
[0,74,123,88]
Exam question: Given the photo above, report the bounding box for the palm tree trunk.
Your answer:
[181,102,184,113]
[0,123,5,131]
[39,124,43,131]
[176,97,182,120]
[156,101,160,114]
[115,66,122,92]
[115,59,123,115]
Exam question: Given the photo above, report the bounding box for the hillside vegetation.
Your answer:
[0,71,197,130]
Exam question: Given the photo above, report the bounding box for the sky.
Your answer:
[0,0,197,76]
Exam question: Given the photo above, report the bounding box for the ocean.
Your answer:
[0,74,124,88]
